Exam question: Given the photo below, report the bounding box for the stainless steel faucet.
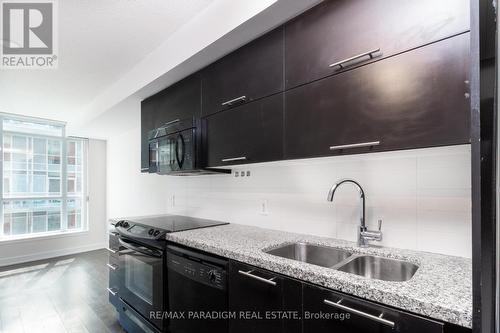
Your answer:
[327,179,382,247]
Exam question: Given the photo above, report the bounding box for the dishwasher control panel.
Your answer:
[167,251,226,290]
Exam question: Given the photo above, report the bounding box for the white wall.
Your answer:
[106,126,169,219]
[0,139,108,266]
[163,145,472,258]
[105,116,472,258]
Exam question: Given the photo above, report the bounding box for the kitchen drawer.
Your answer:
[107,253,120,308]
[108,255,119,278]
[205,93,284,167]
[285,33,470,160]
[108,231,120,253]
[202,27,284,116]
[117,298,161,333]
[303,283,444,333]
[228,260,301,333]
[108,287,120,309]
[285,0,470,89]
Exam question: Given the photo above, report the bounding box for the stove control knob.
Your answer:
[208,270,217,283]
[122,221,129,228]
[153,230,160,237]
[148,229,154,235]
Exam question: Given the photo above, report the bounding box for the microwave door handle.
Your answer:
[171,137,177,166]
[175,134,185,168]
[118,239,162,258]
[155,141,160,172]
[173,137,178,167]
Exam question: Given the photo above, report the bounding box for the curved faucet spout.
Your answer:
[327,179,373,247]
[327,179,365,202]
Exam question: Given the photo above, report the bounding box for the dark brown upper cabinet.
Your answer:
[140,74,201,172]
[151,73,201,126]
[204,94,283,167]
[201,27,284,116]
[141,97,159,172]
[284,0,470,89]
[285,33,470,160]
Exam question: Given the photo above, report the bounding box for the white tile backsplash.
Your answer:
[165,145,472,258]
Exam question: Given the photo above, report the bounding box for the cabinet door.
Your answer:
[285,33,470,160]
[202,27,284,116]
[140,74,201,172]
[228,261,301,333]
[285,0,470,89]
[140,97,158,172]
[303,283,444,333]
[205,94,283,167]
[154,73,201,126]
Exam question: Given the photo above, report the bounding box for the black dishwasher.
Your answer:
[166,244,229,333]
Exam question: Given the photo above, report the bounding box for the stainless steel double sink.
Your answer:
[265,242,418,282]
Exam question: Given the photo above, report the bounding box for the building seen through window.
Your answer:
[0,117,87,239]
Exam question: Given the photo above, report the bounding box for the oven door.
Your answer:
[117,238,164,330]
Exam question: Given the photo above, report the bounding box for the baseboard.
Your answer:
[0,242,107,267]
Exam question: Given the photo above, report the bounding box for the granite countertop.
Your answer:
[165,223,472,328]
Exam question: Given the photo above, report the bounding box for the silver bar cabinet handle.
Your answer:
[107,287,118,296]
[107,247,118,254]
[238,270,277,286]
[107,263,118,271]
[163,119,180,127]
[221,95,247,106]
[153,119,180,138]
[330,141,380,151]
[329,48,381,69]
[324,299,395,328]
[221,156,247,162]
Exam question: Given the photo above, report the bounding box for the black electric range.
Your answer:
[113,214,228,243]
[108,214,228,333]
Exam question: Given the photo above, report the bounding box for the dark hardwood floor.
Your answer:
[0,249,125,333]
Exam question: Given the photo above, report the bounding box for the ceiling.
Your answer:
[0,0,213,125]
[0,0,320,139]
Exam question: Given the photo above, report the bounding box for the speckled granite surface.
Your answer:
[165,223,472,328]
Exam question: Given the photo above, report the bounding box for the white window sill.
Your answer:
[0,229,90,244]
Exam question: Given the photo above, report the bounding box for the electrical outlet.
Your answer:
[169,194,176,207]
[260,199,269,215]
[234,170,250,179]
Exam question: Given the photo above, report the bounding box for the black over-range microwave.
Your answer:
[147,117,229,176]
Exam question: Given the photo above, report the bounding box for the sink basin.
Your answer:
[337,255,418,282]
[265,242,352,268]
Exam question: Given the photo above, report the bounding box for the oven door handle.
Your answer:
[118,238,163,258]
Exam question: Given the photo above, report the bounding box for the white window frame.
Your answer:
[0,113,89,241]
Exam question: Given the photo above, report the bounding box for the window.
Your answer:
[0,116,87,240]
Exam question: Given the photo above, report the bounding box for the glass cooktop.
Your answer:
[111,214,229,233]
